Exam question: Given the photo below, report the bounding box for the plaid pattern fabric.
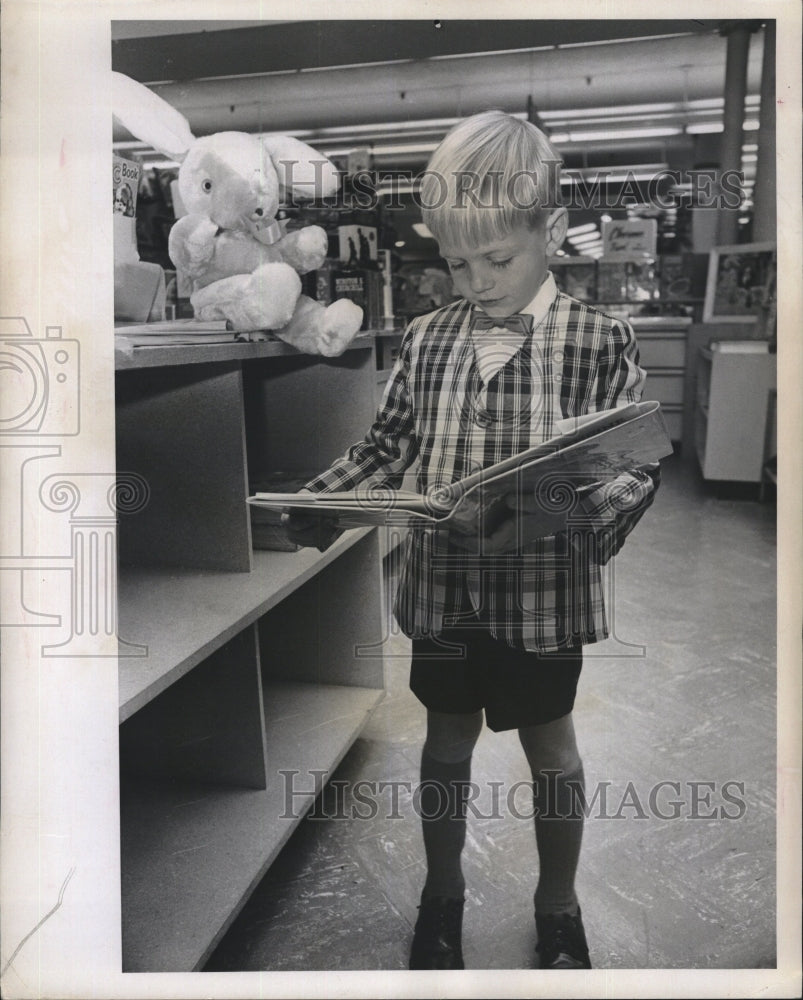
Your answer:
[306,275,660,652]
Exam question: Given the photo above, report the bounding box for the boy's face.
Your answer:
[438,210,566,317]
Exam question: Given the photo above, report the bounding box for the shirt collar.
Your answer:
[517,271,558,330]
[468,273,558,387]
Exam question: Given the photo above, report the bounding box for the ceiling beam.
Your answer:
[112,19,721,84]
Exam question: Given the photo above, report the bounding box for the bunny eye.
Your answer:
[202,179,213,193]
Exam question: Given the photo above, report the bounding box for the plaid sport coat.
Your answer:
[306,274,661,652]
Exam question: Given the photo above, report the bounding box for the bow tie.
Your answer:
[470,310,533,387]
[471,311,534,336]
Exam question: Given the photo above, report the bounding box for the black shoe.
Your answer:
[535,907,592,969]
[409,895,465,970]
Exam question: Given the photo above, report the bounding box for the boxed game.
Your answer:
[550,256,597,301]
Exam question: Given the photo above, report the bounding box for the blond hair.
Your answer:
[419,111,562,246]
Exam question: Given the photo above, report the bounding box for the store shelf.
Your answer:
[693,343,776,482]
[632,317,689,442]
[114,328,380,371]
[118,528,371,721]
[116,324,387,970]
[121,679,384,972]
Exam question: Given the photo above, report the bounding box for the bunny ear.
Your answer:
[112,72,195,161]
[261,135,341,201]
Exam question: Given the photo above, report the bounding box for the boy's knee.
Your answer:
[518,714,581,775]
[424,709,483,763]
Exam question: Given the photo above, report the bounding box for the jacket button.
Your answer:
[474,412,492,427]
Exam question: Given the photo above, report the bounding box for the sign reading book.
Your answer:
[113,155,141,264]
[113,155,166,322]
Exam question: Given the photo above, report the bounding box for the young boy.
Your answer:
[285,111,660,970]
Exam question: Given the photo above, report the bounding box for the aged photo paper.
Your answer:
[1,1,800,997]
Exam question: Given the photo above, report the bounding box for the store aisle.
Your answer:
[207,454,777,971]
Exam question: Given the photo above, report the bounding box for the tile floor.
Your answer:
[206,454,777,972]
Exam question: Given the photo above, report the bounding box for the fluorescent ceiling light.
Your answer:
[370,142,440,155]
[309,117,464,136]
[685,123,723,134]
[557,31,694,49]
[376,183,419,197]
[568,126,682,142]
[429,45,554,60]
[321,142,439,157]
[541,102,679,120]
[299,58,414,73]
[566,223,598,236]
[569,233,602,246]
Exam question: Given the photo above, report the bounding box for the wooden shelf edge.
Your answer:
[115,330,379,371]
[120,680,384,972]
[118,527,375,720]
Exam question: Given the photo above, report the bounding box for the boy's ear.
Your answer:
[544,207,568,256]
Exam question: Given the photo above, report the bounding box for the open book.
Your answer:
[247,401,673,531]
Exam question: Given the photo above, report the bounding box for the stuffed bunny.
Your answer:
[111,72,363,356]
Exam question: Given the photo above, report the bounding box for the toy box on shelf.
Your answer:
[550,256,597,301]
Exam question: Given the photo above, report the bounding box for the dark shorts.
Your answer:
[409,622,583,733]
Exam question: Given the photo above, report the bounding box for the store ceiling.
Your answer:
[111,19,768,256]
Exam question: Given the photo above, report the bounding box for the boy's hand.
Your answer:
[449,492,569,554]
[281,507,342,552]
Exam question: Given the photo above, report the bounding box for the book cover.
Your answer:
[337,224,378,266]
[113,155,141,266]
[249,402,673,530]
[332,269,370,329]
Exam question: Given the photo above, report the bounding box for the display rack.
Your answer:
[629,316,691,443]
[693,341,776,482]
[115,329,389,971]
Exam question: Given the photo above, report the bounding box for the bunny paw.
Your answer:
[279,226,328,272]
[317,298,364,357]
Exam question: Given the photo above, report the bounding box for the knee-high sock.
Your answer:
[532,764,585,916]
[419,749,471,900]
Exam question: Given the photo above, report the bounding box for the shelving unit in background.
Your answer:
[115,331,388,971]
[629,316,691,444]
[693,341,776,482]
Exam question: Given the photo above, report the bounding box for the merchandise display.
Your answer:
[113,154,166,321]
[111,72,363,356]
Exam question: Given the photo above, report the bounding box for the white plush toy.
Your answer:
[111,71,363,356]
